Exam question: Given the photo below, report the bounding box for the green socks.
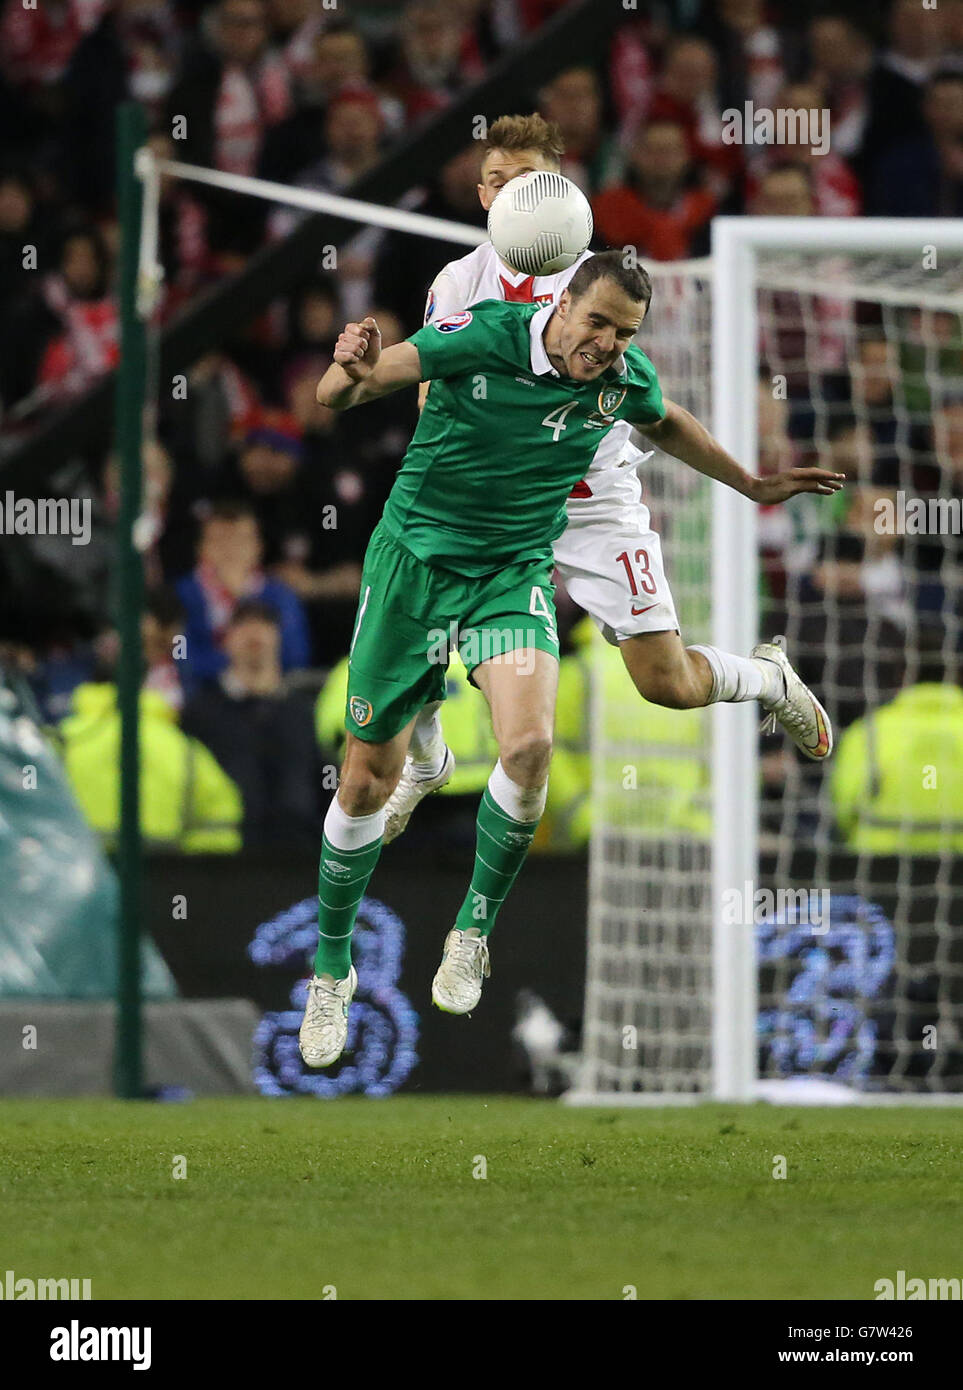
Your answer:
[453,785,541,937]
[314,807,384,979]
[314,763,545,977]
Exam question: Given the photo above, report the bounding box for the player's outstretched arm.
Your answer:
[638,399,845,503]
[317,317,423,411]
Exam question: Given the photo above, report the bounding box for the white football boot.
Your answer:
[298,966,358,1067]
[752,635,833,761]
[431,928,491,1015]
[383,746,455,844]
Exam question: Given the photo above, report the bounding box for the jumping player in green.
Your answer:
[300,251,843,1068]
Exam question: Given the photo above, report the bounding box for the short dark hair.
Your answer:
[204,499,258,527]
[59,222,111,297]
[928,69,963,91]
[145,586,185,628]
[0,164,33,195]
[566,250,652,311]
[316,19,364,44]
[230,599,281,629]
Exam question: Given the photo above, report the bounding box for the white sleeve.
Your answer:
[424,265,471,324]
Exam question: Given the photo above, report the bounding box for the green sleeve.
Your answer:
[408,307,501,380]
[623,349,665,425]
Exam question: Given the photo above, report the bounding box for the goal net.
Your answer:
[572,221,963,1104]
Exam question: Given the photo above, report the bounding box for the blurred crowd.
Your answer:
[0,0,961,854]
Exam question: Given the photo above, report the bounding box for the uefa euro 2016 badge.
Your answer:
[597,384,627,415]
[349,695,373,726]
[433,311,473,333]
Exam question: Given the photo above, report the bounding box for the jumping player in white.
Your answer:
[385,113,837,842]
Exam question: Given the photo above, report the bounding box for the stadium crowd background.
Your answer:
[0,0,961,855]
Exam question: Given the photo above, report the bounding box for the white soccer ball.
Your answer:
[487,170,593,277]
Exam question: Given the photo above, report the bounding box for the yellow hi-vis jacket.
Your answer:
[58,684,243,853]
[315,653,498,796]
[830,683,963,854]
[540,618,711,851]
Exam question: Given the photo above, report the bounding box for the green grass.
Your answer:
[1,1097,961,1300]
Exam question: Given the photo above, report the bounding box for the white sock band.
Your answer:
[487,758,547,823]
[408,701,445,772]
[324,796,385,850]
[689,644,771,703]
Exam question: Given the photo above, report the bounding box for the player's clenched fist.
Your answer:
[333,316,381,380]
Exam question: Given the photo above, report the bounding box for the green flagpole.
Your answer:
[114,102,148,1098]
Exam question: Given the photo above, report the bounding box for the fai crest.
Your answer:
[349,695,373,726]
[597,384,627,414]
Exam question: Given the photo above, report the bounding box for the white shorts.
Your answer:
[553,471,680,645]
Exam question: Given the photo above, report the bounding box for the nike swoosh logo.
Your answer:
[809,706,831,757]
[631,603,659,615]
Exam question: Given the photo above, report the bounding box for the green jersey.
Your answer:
[380,299,665,577]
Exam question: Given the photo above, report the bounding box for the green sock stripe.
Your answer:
[321,833,382,858]
[454,789,542,936]
[481,788,540,829]
[314,834,383,978]
[318,867,374,889]
[317,889,367,912]
[473,848,524,883]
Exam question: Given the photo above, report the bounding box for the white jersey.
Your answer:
[425,242,648,495]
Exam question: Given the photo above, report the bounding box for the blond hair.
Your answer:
[482,113,564,169]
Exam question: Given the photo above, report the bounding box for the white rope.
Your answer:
[152,156,488,249]
[645,256,714,280]
[131,146,164,535]
[133,147,165,321]
[754,269,963,310]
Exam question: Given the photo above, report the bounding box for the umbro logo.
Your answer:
[505,831,532,847]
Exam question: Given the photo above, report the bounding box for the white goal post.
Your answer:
[569,216,963,1107]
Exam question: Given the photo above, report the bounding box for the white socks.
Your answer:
[324,796,385,850]
[488,758,547,823]
[408,701,447,778]
[689,644,782,705]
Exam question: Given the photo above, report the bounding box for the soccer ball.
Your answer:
[487,170,593,277]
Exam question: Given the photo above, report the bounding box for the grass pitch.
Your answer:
[1,1097,961,1300]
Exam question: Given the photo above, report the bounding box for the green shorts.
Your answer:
[345,520,559,743]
